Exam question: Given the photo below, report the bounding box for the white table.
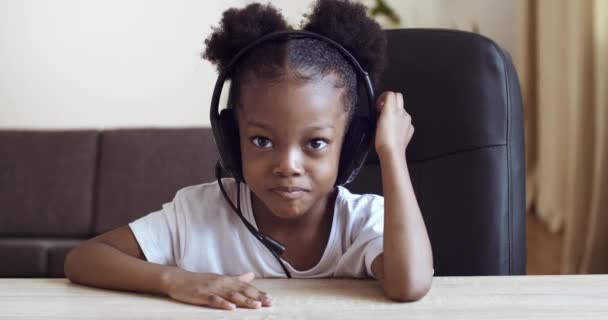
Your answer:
[1,275,607,319]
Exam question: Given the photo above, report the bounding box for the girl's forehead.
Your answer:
[240,76,346,119]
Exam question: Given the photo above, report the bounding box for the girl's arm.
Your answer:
[64,226,271,310]
[370,91,434,302]
[64,226,175,294]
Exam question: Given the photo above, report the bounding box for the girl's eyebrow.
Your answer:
[246,120,273,130]
[308,124,336,131]
[247,120,271,129]
[246,120,335,131]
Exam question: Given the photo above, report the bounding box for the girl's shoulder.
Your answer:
[165,179,238,221]
[172,178,236,203]
[335,186,384,218]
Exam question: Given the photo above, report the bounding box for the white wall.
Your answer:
[367,0,518,55]
[0,0,239,129]
[0,0,520,129]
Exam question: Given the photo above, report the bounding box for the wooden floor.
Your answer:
[526,212,563,274]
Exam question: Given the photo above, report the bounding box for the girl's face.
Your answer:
[237,73,348,221]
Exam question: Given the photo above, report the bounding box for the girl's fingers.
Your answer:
[390,92,399,111]
[376,91,392,112]
[240,284,273,307]
[260,296,273,307]
[376,91,408,114]
[224,291,262,309]
[194,294,236,310]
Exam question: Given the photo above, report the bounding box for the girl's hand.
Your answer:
[164,269,272,310]
[374,91,414,159]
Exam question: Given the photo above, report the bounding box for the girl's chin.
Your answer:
[252,192,311,220]
[267,205,308,220]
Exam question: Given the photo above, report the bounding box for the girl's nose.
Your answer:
[272,147,303,177]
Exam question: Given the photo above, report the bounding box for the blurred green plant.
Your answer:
[369,0,400,26]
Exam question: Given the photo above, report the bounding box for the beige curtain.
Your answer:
[523,0,608,273]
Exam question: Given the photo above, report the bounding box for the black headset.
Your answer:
[209,30,376,278]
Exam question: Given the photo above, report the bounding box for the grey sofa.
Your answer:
[0,128,219,277]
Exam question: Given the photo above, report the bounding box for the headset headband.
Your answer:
[211,30,376,125]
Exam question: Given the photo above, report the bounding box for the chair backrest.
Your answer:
[346,29,526,276]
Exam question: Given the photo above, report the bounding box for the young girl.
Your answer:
[64,0,433,310]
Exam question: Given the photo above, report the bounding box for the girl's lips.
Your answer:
[270,187,307,200]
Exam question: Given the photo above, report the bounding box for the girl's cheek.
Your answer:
[242,150,267,170]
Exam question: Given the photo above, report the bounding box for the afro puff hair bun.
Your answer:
[202,3,290,72]
[202,0,386,86]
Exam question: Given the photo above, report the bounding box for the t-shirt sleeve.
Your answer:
[359,197,384,278]
[363,235,384,278]
[337,194,384,278]
[128,200,182,266]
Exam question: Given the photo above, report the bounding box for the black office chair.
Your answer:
[347,29,526,276]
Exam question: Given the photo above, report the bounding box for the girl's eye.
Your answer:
[308,139,328,150]
[251,136,273,148]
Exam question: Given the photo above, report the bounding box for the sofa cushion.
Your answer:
[0,239,47,277]
[48,241,82,277]
[0,238,81,277]
[93,128,220,234]
[0,130,98,237]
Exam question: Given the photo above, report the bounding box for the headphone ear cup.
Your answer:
[218,109,243,182]
[337,116,371,185]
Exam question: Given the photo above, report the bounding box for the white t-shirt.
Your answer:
[129,179,384,278]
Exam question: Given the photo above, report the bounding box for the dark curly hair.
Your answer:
[202,0,387,122]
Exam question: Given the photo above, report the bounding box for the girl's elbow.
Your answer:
[64,244,88,282]
[64,246,80,281]
[385,276,433,302]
